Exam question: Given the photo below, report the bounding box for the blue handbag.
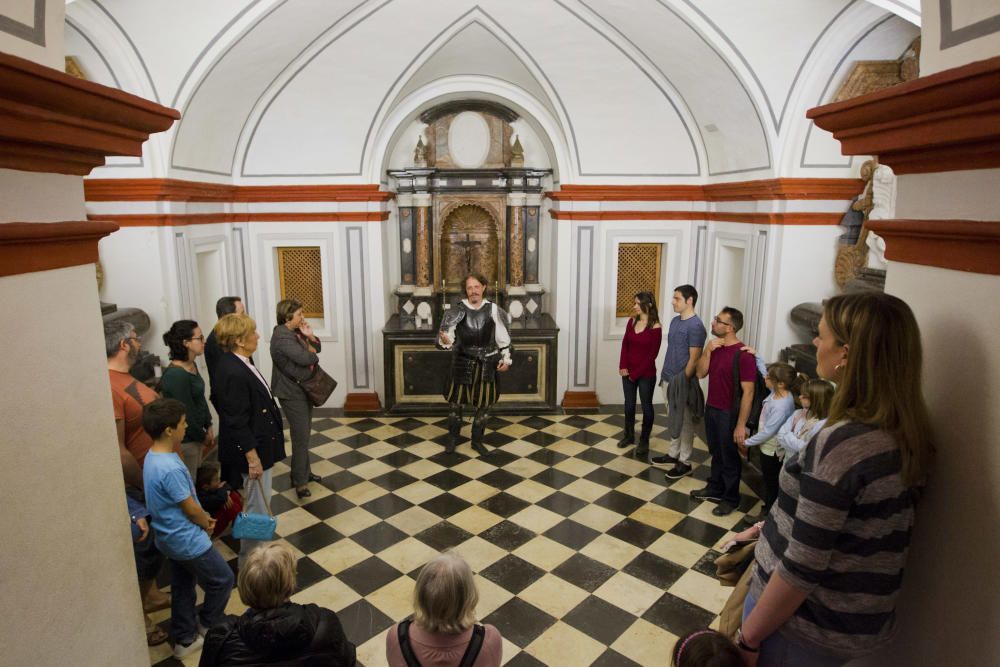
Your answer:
[232,478,277,541]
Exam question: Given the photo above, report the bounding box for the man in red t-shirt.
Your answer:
[106,321,161,488]
[690,306,756,516]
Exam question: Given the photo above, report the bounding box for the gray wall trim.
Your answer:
[800,15,894,168]
[346,226,371,389]
[0,0,45,46]
[940,1,1000,49]
[693,224,708,298]
[232,227,251,316]
[572,226,594,387]
[679,0,857,133]
[65,19,121,87]
[91,0,160,104]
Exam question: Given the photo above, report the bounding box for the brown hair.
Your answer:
[633,291,660,327]
[823,292,933,487]
[462,273,489,297]
[671,629,742,667]
[275,298,303,326]
[214,313,257,352]
[412,551,478,634]
[800,378,835,420]
[766,362,796,390]
[238,543,297,610]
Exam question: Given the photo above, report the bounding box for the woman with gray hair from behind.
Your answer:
[386,551,502,667]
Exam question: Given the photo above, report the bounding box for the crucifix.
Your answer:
[453,233,482,276]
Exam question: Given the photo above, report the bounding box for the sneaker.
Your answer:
[665,462,692,479]
[689,486,722,502]
[712,501,736,517]
[173,635,204,659]
[649,453,679,467]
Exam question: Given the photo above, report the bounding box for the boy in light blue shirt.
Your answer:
[143,398,234,659]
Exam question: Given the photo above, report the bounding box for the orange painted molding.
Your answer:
[546,179,863,202]
[0,220,119,277]
[0,52,179,175]
[867,218,1000,274]
[548,209,842,226]
[344,392,381,413]
[808,54,1000,174]
[84,179,395,202]
[561,391,599,409]
[87,211,390,227]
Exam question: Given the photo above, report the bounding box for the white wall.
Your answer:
[0,168,85,222]
[920,0,1000,74]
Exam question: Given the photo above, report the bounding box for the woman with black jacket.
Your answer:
[199,544,355,666]
[270,299,322,499]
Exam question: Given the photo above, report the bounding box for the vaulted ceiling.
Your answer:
[64,0,919,182]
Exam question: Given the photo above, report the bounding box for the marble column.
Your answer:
[507,193,526,289]
[397,195,416,288]
[413,194,432,289]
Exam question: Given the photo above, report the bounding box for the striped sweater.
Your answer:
[749,421,918,658]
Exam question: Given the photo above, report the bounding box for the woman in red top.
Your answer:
[618,291,663,459]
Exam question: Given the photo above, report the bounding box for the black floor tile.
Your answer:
[477,468,524,490]
[606,518,665,549]
[269,492,297,515]
[642,591,717,636]
[623,550,688,589]
[336,598,396,645]
[425,468,474,491]
[480,554,546,594]
[603,414,627,428]
[329,450,374,469]
[376,450,423,470]
[419,493,472,518]
[426,450,469,467]
[543,519,601,551]
[369,468,421,492]
[414,521,475,552]
[526,448,569,466]
[529,468,578,490]
[385,432,425,448]
[522,431,562,447]
[575,447,618,466]
[562,415,598,429]
[283,522,343,554]
[482,597,556,647]
[567,429,610,446]
[391,418,426,432]
[338,433,378,449]
[633,466,672,487]
[503,651,547,666]
[650,488,701,514]
[320,470,365,493]
[479,520,536,551]
[551,553,616,592]
[482,430,516,447]
[348,418,385,432]
[534,491,588,517]
[562,595,638,645]
[520,416,556,430]
[294,556,332,591]
[312,417,339,431]
[691,550,723,579]
[350,522,409,552]
[479,492,531,518]
[668,517,727,548]
[336,556,403,596]
[591,648,642,667]
[484,449,519,468]
[309,432,333,446]
[593,490,646,516]
[302,492,356,520]
[360,493,414,520]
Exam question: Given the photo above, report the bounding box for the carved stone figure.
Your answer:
[413,136,427,167]
[510,135,524,167]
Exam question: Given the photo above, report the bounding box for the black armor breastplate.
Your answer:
[456,304,495,350]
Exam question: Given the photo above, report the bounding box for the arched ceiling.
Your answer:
[64,0,915,182]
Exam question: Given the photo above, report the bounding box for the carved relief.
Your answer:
[834,36,920,102]
[508,206,524,287]
[415,207,431,287]
[835,159,879,288]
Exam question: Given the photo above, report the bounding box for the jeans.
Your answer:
[239,467,273,566]
[170,546,234,645]
[281,397,314,486]
[759,451,782,514]
[742,592,847,667]
[622,375,656,445]
[704,406,742,505]
[660,379,698,463]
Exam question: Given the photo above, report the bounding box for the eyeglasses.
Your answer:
[712,317,733,327]
[188,336,205,342]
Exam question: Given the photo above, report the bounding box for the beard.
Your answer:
[127,343,141,367]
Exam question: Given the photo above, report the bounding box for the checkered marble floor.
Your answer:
[150,411,762,666]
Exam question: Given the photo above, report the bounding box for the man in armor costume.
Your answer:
[437,273,512,456]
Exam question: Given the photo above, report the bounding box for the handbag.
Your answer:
[300,366,337,407]
[715,538,757,585]
[231,478,277,541]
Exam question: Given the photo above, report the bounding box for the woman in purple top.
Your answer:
[618,291,663,459]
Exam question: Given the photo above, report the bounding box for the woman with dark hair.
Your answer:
[736,292,933,666]
[161,320,214,479]
[618,291,662,459]
[270,298,322,499]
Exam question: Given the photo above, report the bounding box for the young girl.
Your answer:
[671,629,742,667]
[777,378,835,458]
[740,358,798,521]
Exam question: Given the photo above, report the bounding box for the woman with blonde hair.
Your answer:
[736,292,933,666]
[386,551,502,667]
[199,543,355,665]
[212,314,286,567]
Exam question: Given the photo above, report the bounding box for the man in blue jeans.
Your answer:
[143,398,235,658]
[690,307,756,516]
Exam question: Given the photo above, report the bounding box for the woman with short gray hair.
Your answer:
[386,551,502,667]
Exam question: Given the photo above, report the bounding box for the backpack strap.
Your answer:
[731,348,743,415]
[457,624,486,667]
[397,620,423,667]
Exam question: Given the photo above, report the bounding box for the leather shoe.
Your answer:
[617,436,635,449]
[712,501,736,516]
[308,473,321,483]
[471,441,490,457]
[296,486,312,499]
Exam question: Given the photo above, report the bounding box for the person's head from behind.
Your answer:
[711,307,743,338]
[632,291,659,325]
[816,291,932,487]
[239,543,297,611]
[671,629,742,667]
[215,296,244,319]
[196,461,222,491]
[672,284,698,314]
[765,362,796,394]
[142,398,187,445]
[214,313,259,355]
[104,320,140,366]
[799,378,835,420]
[413,551,478,634]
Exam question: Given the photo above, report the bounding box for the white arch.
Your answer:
[364,75,575,185]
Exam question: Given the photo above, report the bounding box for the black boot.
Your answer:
[633,437,650,460]
[446,409,462,453]
[471,422,489,457]
[617,429,635,449]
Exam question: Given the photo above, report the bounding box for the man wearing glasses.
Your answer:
[689,307,756,516]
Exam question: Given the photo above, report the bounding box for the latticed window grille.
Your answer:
[616,243,662,317]
[276,247,324,318]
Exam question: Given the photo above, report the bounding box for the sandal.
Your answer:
[143,594,171,614]
[146,625,169,646]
